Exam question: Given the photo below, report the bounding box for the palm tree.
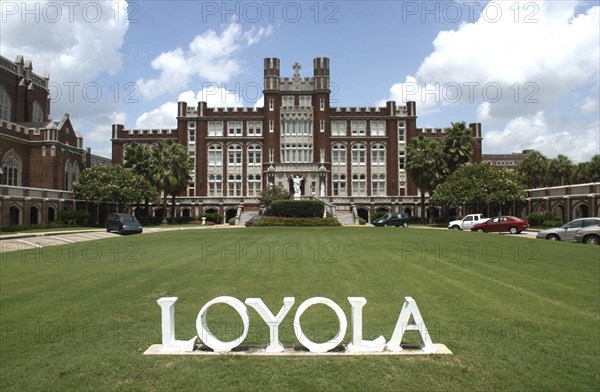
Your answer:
[518,150,549,188]
[572,162,591,184]
[443,121,473,173]
[406,135,447,222]
[123,142,155,217]
[589,154,600,182]
[548,155,573,186]
[152,140,192,223]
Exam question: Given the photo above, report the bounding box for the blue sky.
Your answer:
[2,1,599,161]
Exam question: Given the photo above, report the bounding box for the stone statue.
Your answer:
[291,175,303,198]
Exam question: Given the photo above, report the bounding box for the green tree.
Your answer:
[74,166,156,211]
[518,150,549,188]
[406,135,447,221]
[443,121,473,173]
[123,142,156,217]
[572,161,591,184]
[548,154,573,186]
[152,140,192,223]
[589,154,600,182]
[430,164,526,214]
[258,185,290,214]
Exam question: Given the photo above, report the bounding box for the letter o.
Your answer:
[196,296,249,352]
[294,297,347,353]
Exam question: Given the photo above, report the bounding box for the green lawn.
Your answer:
[1,227,599,391]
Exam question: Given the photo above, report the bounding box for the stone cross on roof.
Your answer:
[293,62,301,78]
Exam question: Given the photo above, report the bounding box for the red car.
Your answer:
[471,216,529,234]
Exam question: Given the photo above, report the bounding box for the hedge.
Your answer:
[269,200,325,218]
[253,217,341,227]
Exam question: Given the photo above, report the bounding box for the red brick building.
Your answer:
[0,54,106,227]
[111,58,483,222]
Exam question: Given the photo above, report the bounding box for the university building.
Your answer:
[0,54,109,227]
[111,57,483,223]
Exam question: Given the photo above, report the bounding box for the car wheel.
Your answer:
[402,222,408,228]
[106,227,110,232]
[118,227,124,235]
[509,226,518,235]
[384,223,388,227]
[477,228,484,233]
[584,235,600,245]
[451,225,460,230]
[547,234,560,241]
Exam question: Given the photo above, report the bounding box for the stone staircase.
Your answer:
[336,211,356,225]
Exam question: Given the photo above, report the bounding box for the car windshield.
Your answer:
[121,215,138,223]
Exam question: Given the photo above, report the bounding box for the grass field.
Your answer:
[1,227,599,391]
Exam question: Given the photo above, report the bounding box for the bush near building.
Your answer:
[269,200,325,218]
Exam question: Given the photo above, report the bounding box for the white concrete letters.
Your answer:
[195,296,250,353]
[386,297,436,353]
[245,297,295,352]
[151,295,449,355]
[347,297,386,352]
[293,297,348,353]
[156,297,196,352]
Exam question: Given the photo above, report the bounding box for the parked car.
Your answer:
[244,215,262,227]
[106,213,143,235]
[373,213,410,227]
[448,214,487,230]
[471,216,529,234]
[536,218,600,242]
[574,225,600,245]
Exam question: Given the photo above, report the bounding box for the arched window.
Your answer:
[228,144,242,166]
[351,144,366,165]
[72,161,80,186]
[247,174,262,196]
[64,160,72,190]
[247,144,262,165]
[208,174,223,197]
[332,144,346,165]
[371,143,385,166]
[228,174,242,196]
[2,150,22,186]
[352,174,366,196]
[208,144,223,166]
[371,174,386,196]
[0,85,11,121]
[32,101,44,122]
[332,174,346,196]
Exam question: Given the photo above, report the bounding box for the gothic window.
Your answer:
[208,144,223,166]
[351,144,366,165]
[208,174,223,196]
[247,144,262,166]
[352,174,367,196]
[2,150,21,186]
[228,144,242,165]
[332,174,346,196]
[371,143,386,166]
[332,144,346,165]
[247,174,262,196]
[32,101,44,122]
[0,85,10,122]
[228,174,242,196]
[371,174,386,196]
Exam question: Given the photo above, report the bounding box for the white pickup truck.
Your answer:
[448,214,487,230]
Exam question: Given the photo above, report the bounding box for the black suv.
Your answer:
[106,213,143,235]
[373,213,410,227]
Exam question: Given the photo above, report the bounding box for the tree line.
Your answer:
[74,140,192,223]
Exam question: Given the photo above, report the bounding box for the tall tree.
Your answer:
[518,150,549,188]
[74,166,156,212]
[123,142,156,217]
[406,135,447,222]
[589,154,600,182]
[430,164,526,214]
[548,154,573,186]
[152,140,192,223]
[443,121,473,173]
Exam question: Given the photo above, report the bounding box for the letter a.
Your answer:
[386,297,436,353]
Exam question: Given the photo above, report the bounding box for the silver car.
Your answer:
[574,226,600,245]
[536,218,600,241]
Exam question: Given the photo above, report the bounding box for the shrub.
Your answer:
[542,219,563,228]
[253,217,341,227]
[228,217,236,225]
[202,213,223,224]
[2,223,76,232]
[269,200,325,218]
[358,218,366,225]
[526,211,556,226]
[57,209,91,226]
[138,216,163,226]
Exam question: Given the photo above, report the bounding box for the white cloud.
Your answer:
[135,102,177,129]
[136,22,272,99]
[380,76,441,115]
[1,0,129,83]
[484,112,600,162]
[582,96,599,114]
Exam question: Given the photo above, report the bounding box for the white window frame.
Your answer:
[370,120,385,136]
[351,121,366,136]
[228,121,243,136]
[208,121,223,137]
